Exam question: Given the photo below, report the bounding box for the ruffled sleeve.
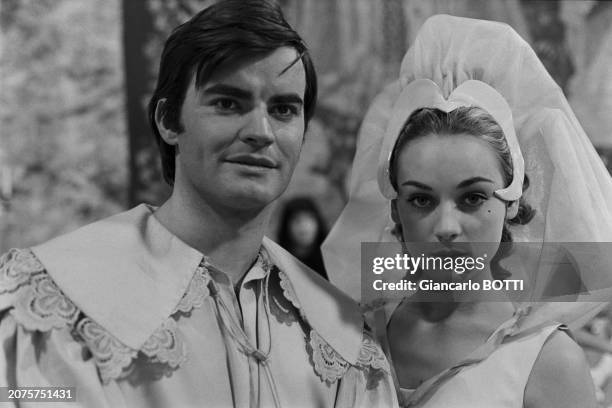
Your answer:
[0,248,123,408]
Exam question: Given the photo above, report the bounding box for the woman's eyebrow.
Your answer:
[456,177,495,188]
[400,180,432,190]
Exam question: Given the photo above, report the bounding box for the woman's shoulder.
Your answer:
[524,328,597,408]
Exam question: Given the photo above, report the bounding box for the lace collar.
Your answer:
[31,204,364,364]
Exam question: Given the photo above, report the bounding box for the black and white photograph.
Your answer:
[1,0,612,407]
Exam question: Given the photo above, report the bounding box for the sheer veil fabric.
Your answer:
[322,15,612,332]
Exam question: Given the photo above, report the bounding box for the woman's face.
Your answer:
[392,133,509,258]
[289,211,319,248]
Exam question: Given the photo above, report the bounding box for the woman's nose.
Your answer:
[433,204,461,242]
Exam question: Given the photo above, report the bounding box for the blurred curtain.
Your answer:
[278,0,529,220]
[562,1,612,148]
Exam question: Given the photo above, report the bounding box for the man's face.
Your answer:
[173,47,306,211]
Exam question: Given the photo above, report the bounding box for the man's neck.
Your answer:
[154,192,272,284]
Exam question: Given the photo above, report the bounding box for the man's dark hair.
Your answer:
[148,0,318,185]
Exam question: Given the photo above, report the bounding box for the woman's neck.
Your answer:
[415,298,514,325]
[417,270,514,321]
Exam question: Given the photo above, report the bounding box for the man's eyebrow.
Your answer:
[269,94,304,106]
[400,180,432,190]
[201,84,251,99]
[456,177,495,188]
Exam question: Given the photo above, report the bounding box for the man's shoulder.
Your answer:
[262,236,358,309]
[262,237,367,363]
[0,205,148,313]
[30,203,202,284]
[16,204,202,350]
[33,204,150,255]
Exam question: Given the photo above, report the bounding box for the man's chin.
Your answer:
[221,185,285,212]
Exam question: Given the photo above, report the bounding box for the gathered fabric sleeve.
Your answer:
[0,248,125,408]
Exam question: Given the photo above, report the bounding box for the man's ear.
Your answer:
[155,99,179,146]
[391,199,400,223]
[506,200,519,220]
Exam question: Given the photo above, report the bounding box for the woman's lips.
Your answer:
[430,249,471,258]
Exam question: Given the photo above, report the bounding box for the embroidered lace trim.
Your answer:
[308,329,390,385]
[75,317,138,383]
[264,266,298,326]
[356,331,390,373]
[141,319,186,368]
[0,248,46,294]
[172,262,211,315]
[0,248,202,384]
[278,270,301,310]
[309,330,350,383]
[1,249,79,331]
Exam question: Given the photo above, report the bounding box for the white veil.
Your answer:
[322,15,612,331]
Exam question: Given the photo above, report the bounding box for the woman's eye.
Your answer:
[462,193,487,207]
[408,195,433,209]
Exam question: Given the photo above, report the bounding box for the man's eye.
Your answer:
[270,104,299,119]
[461,193,487,207]
[408,195,433,209]
[213,99,239,112]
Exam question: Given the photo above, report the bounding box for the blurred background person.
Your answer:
[277,196,328,279]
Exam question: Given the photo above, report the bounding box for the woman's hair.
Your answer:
[388,107,535,279]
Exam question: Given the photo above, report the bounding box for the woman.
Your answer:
[277,197,329,279]
[323,15,612,407]
[381,87,594,407]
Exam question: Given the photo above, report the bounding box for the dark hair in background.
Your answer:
[277,196,328,279]
[148,0,318,185]
[389,107,535,280]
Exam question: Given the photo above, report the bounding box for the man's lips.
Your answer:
[225,154,278,169]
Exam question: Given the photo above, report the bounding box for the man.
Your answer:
[0,1,397,407]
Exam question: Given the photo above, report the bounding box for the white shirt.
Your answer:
[0,204,398,407]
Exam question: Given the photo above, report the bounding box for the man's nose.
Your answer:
[239,106,274,147]
[434,203,461,243]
